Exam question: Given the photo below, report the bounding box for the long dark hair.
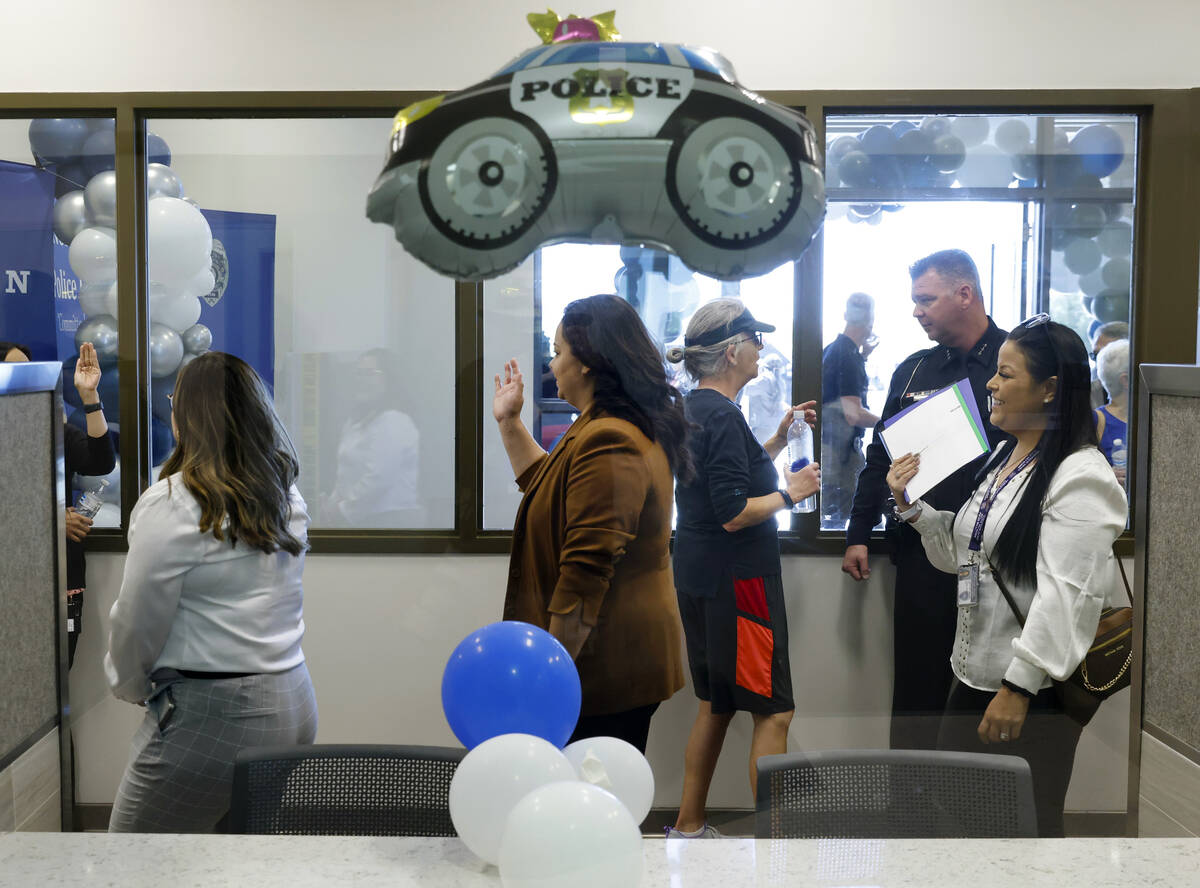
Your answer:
[561,294,694,484]
[989,321,1097,587]
[160,351,305,555]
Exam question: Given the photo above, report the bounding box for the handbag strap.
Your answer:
[989,543,1131,629]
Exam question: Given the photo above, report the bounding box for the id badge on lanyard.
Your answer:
[957,559,980,607]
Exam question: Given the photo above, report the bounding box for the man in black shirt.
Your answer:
[821,292,880,527]
[840,250,1008,751]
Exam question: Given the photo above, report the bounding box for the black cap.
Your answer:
[684,308,776,348]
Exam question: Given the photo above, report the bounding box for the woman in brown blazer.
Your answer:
[493,294,693,753]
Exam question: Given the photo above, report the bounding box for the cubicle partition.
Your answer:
[1131,363,1200,837]
[0,360,70,832]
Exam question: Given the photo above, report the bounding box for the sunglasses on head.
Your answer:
[1017,312,1051,329]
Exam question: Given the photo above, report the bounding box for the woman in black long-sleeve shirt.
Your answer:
[3,341,115,666]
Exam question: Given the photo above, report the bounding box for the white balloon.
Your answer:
[68,226,117,285]
[949,116,990,147]
[184,266,216,300]
[562,737,654,823]
[78,282,110,317]
[104,281,119,319]
[498,782,643,888]
[448,733,575,866]
[954,145,1012,188]
[994,119,1032,155]
[147,197,213,286]
[157,293,202,333]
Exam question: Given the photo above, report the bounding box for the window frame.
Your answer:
[4,88,1196,557]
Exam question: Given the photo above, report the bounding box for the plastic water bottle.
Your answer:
[74,479,109,519]
[1110,439,1126,472]
[786,418,817,513]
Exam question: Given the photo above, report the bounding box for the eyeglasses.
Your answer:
[732,332,764,348]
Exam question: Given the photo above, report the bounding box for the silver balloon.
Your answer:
[180,323,212,355]
[75,314,119,362]
[146,163,184,200]
[84,170,118,227]
[178,353,198,371]
[148,323,184,378]
[53,190,89,245]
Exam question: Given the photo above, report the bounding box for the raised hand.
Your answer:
[74,342,102,399]
[492,359,525,423]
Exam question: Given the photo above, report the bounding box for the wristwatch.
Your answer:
[778,489,795,509]
[83,400,104,414]
[893,500,922,522]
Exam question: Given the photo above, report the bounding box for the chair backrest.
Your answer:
[230,743,466,836]
[755,749,1037,838]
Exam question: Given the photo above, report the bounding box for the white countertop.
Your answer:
[1,834,1196,887]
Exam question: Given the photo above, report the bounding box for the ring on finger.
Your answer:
[999,732,1009,741]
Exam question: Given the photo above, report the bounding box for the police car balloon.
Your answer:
[366,40,825,281]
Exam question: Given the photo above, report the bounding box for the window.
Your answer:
[482,243,795,530]
[820,113,1138,530]
[141,117,455,529]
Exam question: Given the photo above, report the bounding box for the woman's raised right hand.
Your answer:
[492,359,524,423]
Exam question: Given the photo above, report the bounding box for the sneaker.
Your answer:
[664,823,723,839]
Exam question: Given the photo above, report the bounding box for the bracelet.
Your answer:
[893,500,921,522]
[1001,679,1035,699]
[83,400,104,414]
[778,489,794,509]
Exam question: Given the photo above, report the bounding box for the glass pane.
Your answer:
[482,242,795,531]
[143,118,455,529]
[1,116,123,527]
[822,112,1138,527]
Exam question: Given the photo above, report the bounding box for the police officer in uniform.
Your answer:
[841,249,1009,751]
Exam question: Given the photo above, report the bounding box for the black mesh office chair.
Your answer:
[229,744,466,836]
[755,749,1037,838]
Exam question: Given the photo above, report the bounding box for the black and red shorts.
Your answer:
[677,572,793,715]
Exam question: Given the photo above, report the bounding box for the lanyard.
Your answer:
[967,449,1038,553]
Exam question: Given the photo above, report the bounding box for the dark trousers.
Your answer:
[889,536,958,751]
[937,679,1084,837]
[569,703,660,755]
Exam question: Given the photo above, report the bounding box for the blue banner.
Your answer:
[0,161,58,360]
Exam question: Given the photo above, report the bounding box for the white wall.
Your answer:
[72,551,1130,812]
[2,1,1198,92]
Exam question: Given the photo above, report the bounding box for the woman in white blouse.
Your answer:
[106,352,317,832]
[886,315,1126,837]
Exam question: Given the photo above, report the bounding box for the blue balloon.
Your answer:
[1070,125,1123,178]
[81,128,117,178]
[151,415,175,464]
[53,162,89,198]
[29,118,89,164]
[151,376,175,423]
[859,124,897,156]
[441,621,581,749]
[146,132,172,167]
[890,119,917,138]
[96,364,120,418]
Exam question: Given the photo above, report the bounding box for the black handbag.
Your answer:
[990,550,1133,727]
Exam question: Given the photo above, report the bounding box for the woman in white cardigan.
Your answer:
[886,315,1126,837]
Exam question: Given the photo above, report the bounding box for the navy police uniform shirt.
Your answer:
[845,319,1010,548]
